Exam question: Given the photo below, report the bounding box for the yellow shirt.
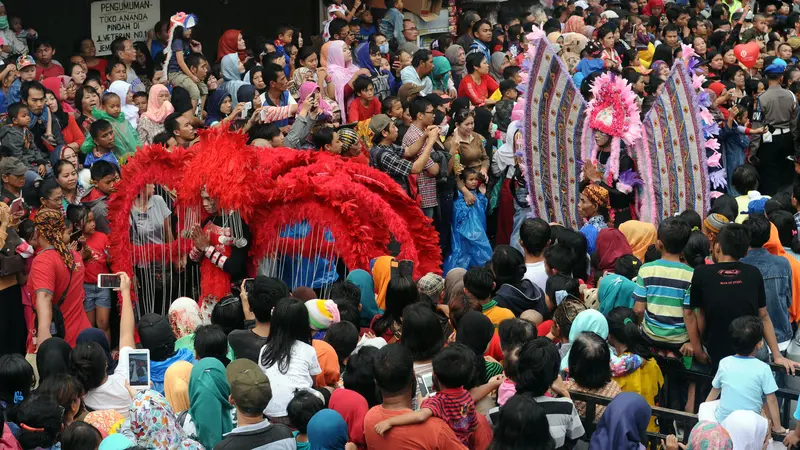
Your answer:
[482,301,515,329]
[614,356,664,431]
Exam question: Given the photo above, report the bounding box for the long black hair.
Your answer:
[132,41,155,79]
[550,225,589,280]
[16,395,63,450]
[44,88,70,131]
[260,298,311,373]
[682,231,710,268]
[770,210,800,254]
[607,307,654,360]
[371,275,418,337]
[490,245,526,292]
[400,303,445,362]
[488,394,555,450]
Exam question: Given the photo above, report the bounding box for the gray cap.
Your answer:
[369,114,392,136]
[0,157,29,176]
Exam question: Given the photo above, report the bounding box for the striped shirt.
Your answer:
[487,394,584,449]
[632,259,694,345]
[422,388,477,447]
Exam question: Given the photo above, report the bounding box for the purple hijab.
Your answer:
[589,392,651,450]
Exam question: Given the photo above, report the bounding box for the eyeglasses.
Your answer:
[405,26,418,31]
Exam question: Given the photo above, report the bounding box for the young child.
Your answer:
[573,41,606,86]
[444,169,493,272]
[732,163,769,223]
[6,56,37,105]
[0,103,43,169]
[323,0,360,41]
[464,266,514,329]
[496,318,537,406]
[373,344,479,447]
[8,16,36,56]
[84,120,121,167]
[348,75,381,122]
[359,8,377,40]
[286,390,325,450]
[80,92,141,157]
[166,22,207,110]
[67,204,111,342]
[132,92,148,116]
[493,79,518,134]
[502,66,522,84]
[721,103,765,197]
[81,161,118,235]
[701,316,785,433]
[274,25,294,77]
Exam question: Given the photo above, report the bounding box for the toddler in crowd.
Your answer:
[80,92,140,157]
[0,102,42,169]
[81,161,118,235]
[444,168,492,272]
[701,316,785,433]
[373,344,478,447]
[287,390,325,450]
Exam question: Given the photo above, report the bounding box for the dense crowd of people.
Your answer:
[4,0,800,448]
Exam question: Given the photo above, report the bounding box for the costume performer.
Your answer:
[579,72,643,226]
[188,188,250,321]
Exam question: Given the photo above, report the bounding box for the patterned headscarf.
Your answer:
[582,184,610,209]
[338,128,360,154]
[130,390,202,450]
[686,422,734,450]
[35,208,74,269]
[168,297,202,339]
[84,410,125,438]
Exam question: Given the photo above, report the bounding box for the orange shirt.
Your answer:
[312,339,340,387]
[363,406,468,450]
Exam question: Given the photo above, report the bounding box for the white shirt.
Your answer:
[400,66,433,96]
[524,261,549,293]
[258,341,321,418]
[85,346,134,418]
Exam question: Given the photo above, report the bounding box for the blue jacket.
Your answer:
[718,123,749,195]
[742,248,793,343]
[379,8,406,44]
[5,78,20,108]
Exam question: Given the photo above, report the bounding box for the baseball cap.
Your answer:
[397,83,424,103]
[0,157,29,176]
[226,359,272,415]
[16,55,35,71]
[600,10,619,19]
[425,93,452,107]
[368,114,393,136]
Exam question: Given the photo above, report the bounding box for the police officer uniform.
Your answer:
[751,58,799,195]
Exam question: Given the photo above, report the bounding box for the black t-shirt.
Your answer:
[227,328,269,363]
[689,261,766,364]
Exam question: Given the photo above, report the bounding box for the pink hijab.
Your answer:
[144,84,175,123]
[565,16,586,34]
[326,40,360,123]
[297,81,333,116]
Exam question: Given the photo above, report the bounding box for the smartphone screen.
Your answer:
[97,274,121,289]
[10,198,23,215]
[128,351,150,387]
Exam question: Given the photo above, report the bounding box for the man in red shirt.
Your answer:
[30,209,89,347]
[363,344,468,450]
[34,39,64,81]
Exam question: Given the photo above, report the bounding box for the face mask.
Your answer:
[379,43,389,54]
[0,17,8,30]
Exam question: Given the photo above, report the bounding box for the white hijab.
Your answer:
[493,120,520,176]
[720,410,769,450]
[108,80,139,129]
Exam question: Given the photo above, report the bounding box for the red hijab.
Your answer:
[328,389,369,448]
[217,29,245,62]
[642,0,664,16]
[595,228,633,274]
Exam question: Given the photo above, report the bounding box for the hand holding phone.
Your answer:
[128,349,151,390]
[98,273,122,289]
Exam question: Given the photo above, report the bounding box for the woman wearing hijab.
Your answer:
[164,361,193,414]
[456,311,504,384]
[594,229,634,283]
[168,297,203,350]
[36,337,72,382]
[444,267,467,304]
[619,221,657,262]
[431,56,454,96]
[108,80,140,129]
[307,409,352,450]
[137,84,173,145]
[219,53,248,101]
[371,256,395,310]
[589,392,652,450]
[720,410,769,450]
[682,422,734,450]
[565,15,586,34]
[76,328,117,375]
[205,90,233,127]
[236,84,260,116]
[346,269,380,328]
[84,410,125,438]
[328,390,368,449]
[356,42,391,101]
[43,80,84,148]
[217,29,246,63]
[130,389,203,449]
[188,358,233,449]
[326,40,363,123]
[446,45,467,89]
[488,52,508,84]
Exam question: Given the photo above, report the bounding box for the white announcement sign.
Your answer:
[91,0,161,56]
